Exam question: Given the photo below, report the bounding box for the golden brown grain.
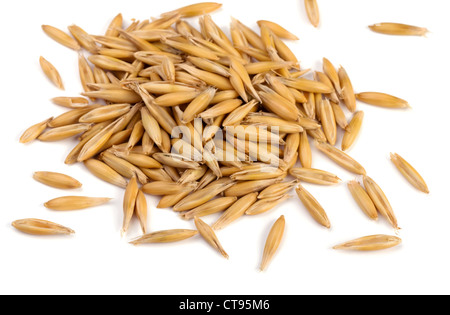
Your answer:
[295,184,330,228]
[142,181,196,196]
[257,20,298,40]
[304,0,320,28]
[355,92,410,109]
[130,229,198,244]
[347,180,378,220]
[20,117,52,144]
[245,194,290,216]
[390,153,429,193]
[333,234,402,251]
[315,140,366,175]
[83,158,128,188]
[181,196,238,220]
[298,130,312,168]
[38,123,92,142]
[42,25,81,50]
[368,23,429,37]
[319,99,337,145]
[289,167,341,185]
[12,218,75,236]
[322,58,341,96]
[260,215,285,271]
[39,56,64,90]
[33,171,82,189]
[363,175,398,230]
[122,175,139,236]
[338,66,356,112]
[212,192,258,230]
[44,196,112,210]
[342,111,364,151]
[195,216,229,259]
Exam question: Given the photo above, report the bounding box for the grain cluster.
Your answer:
[15,2,430,270]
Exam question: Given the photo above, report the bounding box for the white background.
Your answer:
[1,0,449,295]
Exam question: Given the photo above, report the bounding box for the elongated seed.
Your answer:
[320,99,337,145]
[298,130,312,168]
[82,89,141,103]
[113,150,162,169]
[12,218,75,235]
[338,66,356,112]
[333,234,402,251]
[195,217,229,259]
[363,175,398,229]
[20,117,52,144]
[33,171,82,189]
[368,23,429,37]
[153,91,200,107]
[79,104,131,123]
[330,101,348,130]
[257,20,298,40]
[83,159,128,188]
[260,215,285,271]
[315,140,366,175]
[42,25,81,50]
[39,56,64,90]
[152,152,200,169]
[174,177,235,211]
[355,92,410,109]
[141,107,162,146]
[245,194,290,215]
[322,57,341,96]
[100,151,148,184]
[48,106,99,128]
[135,190,148,234]
[342,111,364,151]
[38,123,91,142]
[212,192,258,230]
[280,77,333,94]
[289,167,341,185]
[122,175,139,236]
[258,180,297,200]
[304,0,320,28]
[295,184,330,228]
[68,24,99,54]
[130,229,198,244]
[224,178,281,197]
[44,196,112,210]
[182,87,217,123]
[181,196,238,220]
[347,180,378,220]
[390,153,429,193]
[141,181,196,196]
[157,188,194,209]
[77,119,121,162]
